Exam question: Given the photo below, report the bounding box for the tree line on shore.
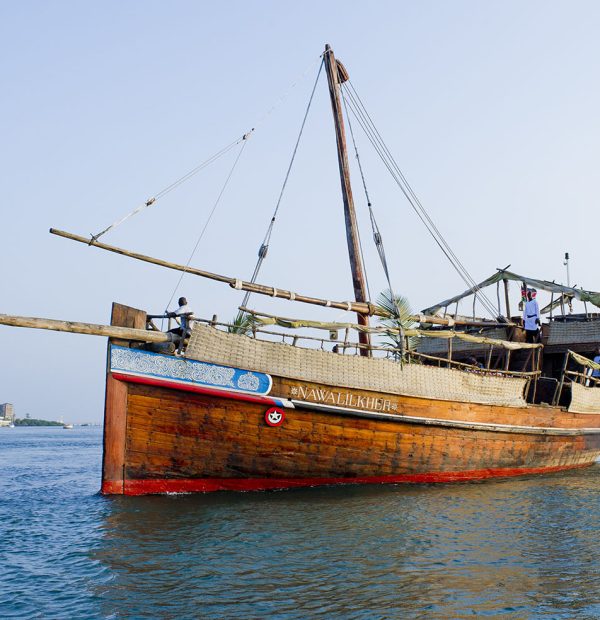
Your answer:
[14,418,63,426]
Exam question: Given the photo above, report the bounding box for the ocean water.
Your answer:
[1,427,599,619]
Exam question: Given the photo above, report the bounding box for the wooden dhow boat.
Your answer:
[2,45,600,494]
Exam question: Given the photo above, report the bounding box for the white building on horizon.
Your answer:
[0,403,15,426]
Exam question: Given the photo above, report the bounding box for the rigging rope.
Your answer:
[89,54,324,244]
[341,81,500,318]
[342,87,407,310]
[163,139,249,315]
[90,133,251,243]
[344,81,499,317]
[342,86,405,357]
[238,59,324,315]
[252,55,323,131]
[340,90,373,303]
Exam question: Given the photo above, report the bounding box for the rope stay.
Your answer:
[164,139,249,315]
[341,80,500,319]
[90,133,251,243]
[238,59,325,315]
[342,86,404,307]
[89,53,324,244]
[340,87,374,304]
[343,80,499,318]
[253,54,324,131]
[342,85,405,357]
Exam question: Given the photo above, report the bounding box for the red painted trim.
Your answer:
[111,372,280,406]
[101,479,125,494]
[119,463,593,495]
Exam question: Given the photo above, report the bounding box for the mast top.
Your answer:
[324,44,349,83]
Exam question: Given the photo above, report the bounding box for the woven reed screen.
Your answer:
[547,321,600,345]
[416,327,509,355]
[568,382,600,414]
[186,325,527,407]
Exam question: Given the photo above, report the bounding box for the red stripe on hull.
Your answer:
[111,372,279,406]
[117,462,593,495]
[101,479,124,494]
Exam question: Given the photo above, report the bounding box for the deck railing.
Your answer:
[552,350,600,405]
[145,314,544,383]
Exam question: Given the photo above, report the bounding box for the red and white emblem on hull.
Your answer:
[265,407,285,427]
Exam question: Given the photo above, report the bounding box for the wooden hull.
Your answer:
[101,362,600,496]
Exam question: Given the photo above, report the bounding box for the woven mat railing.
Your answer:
[186,324,530,408]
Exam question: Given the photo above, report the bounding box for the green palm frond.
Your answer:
[227,312,255,335]
[376,289,413,327]
[375,289,415,358]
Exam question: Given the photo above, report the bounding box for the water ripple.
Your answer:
[1,428,599,619]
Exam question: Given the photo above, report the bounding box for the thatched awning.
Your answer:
[422,269,600,316]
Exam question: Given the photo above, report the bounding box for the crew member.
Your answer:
[466,356,484,369]
[522,289,540,343]
[592,346,600,386]
[168,296,195,338]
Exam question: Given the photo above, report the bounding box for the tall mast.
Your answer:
[323,43,371,356]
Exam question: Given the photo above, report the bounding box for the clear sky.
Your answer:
[2,1,600,423]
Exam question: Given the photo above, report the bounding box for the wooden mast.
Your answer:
[323,44,371,356]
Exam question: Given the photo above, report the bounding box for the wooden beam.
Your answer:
[0,314,174,342]
[503,279,511,319]
[49,227,383,317]
[109,302,147,346]
[240,306,515,330]
[102,302,148,495]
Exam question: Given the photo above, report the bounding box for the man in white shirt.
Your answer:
[522,289,540,343]
[168,297,195,338]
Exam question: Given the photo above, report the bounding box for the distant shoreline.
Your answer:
[13,418,64,427]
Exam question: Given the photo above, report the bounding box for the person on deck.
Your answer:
[592,347,600,386]
[466,356,484,369]
[167,297,195,339]
[522,289,540,343]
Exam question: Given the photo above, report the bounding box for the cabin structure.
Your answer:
[417,268,600,404]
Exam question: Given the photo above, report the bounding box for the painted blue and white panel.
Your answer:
[110,345,272,395]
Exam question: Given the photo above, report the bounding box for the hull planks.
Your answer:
[101,306,600,495]
[102,375,600,495]
[102,371,600,495]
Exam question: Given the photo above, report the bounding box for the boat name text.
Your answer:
[289,385,397,412]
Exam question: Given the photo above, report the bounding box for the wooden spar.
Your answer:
[503,279,511,319]
[323,44,371,356]
[0,314,174,342]
[49,227,385,317]
[239,306,516,329]
[46,228,519,330]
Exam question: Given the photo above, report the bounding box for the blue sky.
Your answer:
[2,1,600,422]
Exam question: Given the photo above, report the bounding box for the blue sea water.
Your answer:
[1,427,599,619]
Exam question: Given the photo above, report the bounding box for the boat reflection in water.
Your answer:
[92,467,600,618]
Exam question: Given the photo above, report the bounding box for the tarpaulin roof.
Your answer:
[421,269,600,316]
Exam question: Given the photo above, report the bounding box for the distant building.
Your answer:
[0,403,15,426]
